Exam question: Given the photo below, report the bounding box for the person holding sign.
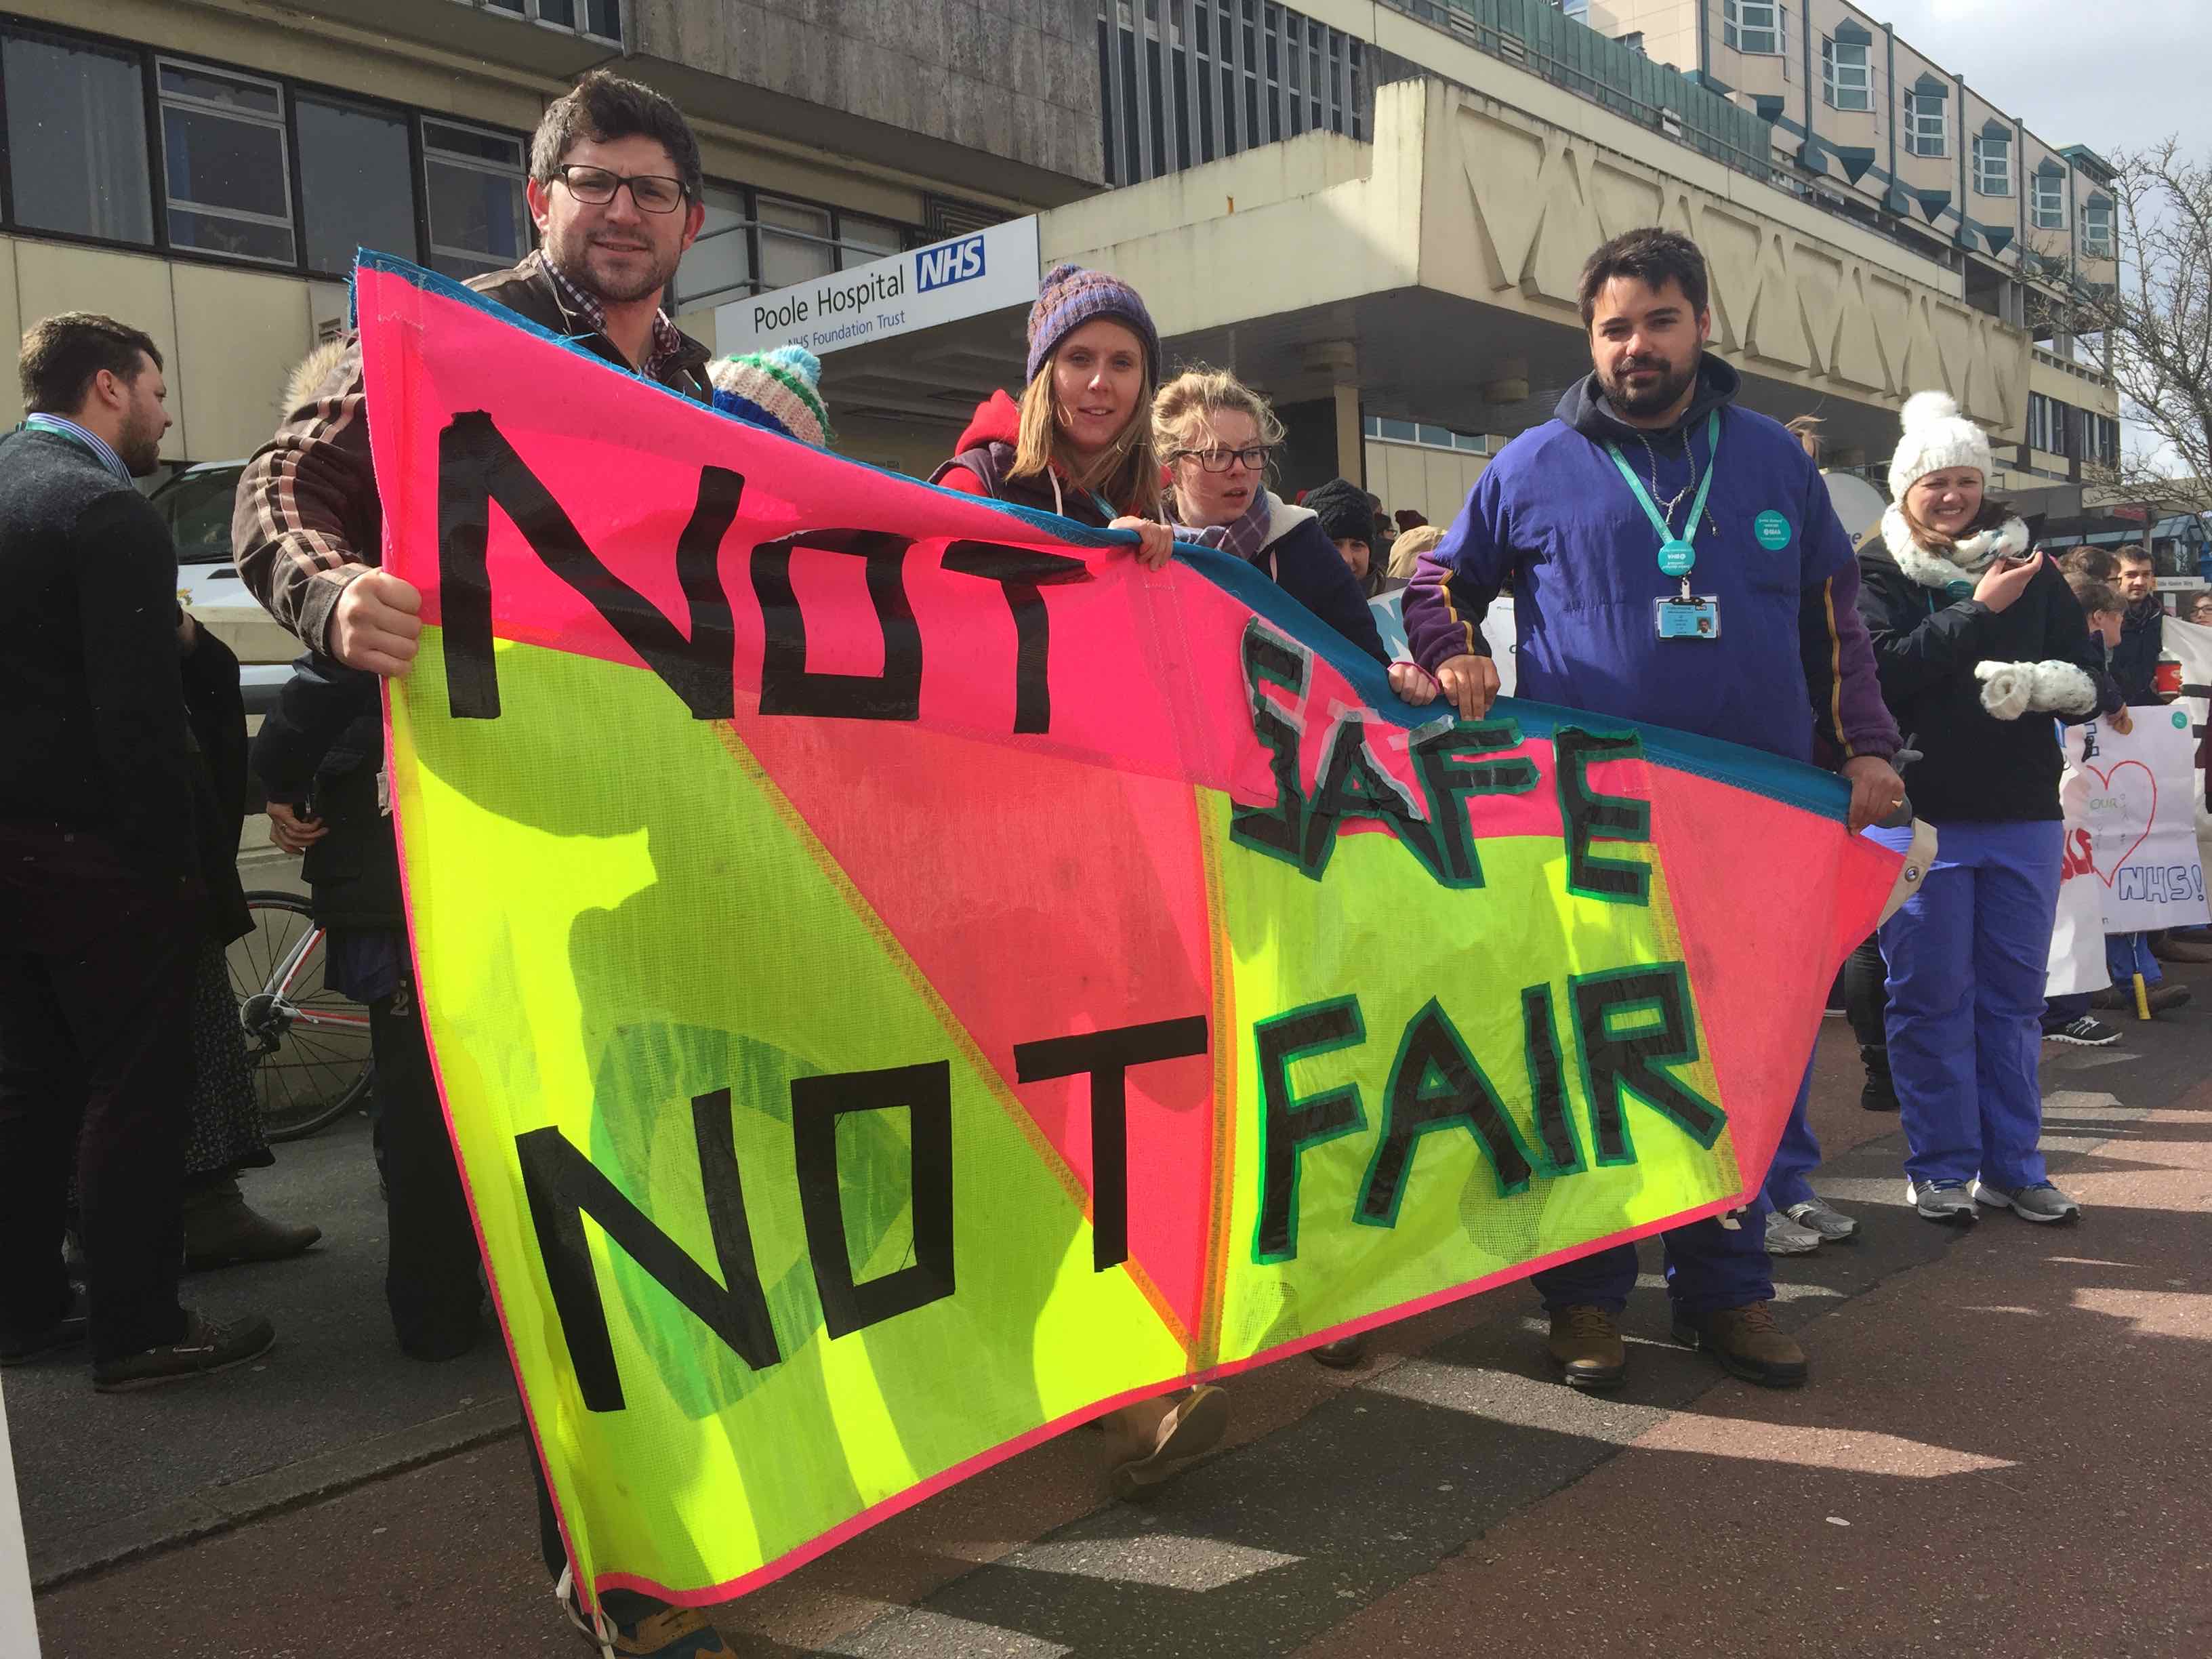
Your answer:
[1398,228,1902,1389]
[1153,375,1389,665]
[1857,392,2104,1227]
[933,262,1176,573]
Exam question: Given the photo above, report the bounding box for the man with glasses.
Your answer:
[232,69,739,1659]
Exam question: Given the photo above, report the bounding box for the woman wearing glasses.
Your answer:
[935,264,1176,569]
[1154,368,1390,666]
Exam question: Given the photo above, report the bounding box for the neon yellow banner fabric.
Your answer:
[357,255,1904,1609]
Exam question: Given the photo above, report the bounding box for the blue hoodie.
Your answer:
[1402,356,1898,766]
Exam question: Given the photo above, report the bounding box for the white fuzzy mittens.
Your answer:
[1975,660,2100,720]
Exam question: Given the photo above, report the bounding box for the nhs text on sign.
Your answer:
[916,234,986,292]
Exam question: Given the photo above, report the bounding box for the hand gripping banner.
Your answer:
[358,253,1908,1612]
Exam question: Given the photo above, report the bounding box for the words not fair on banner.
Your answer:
[2062,710,2211,933]
[358,254,1905,1612]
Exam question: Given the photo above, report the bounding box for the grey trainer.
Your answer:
[1784,1196,1859,1242]
[1974,1180,2083,1224]
[1907,1178,1979,1225]
[1763,1208,1822,1255]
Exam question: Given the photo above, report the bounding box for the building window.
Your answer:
[297,96,417,276]
[2028,392,2064,455]
[422,119,531,280]
[2088,413,2118,469]
[2,31,153,245]
[1904,89,1947,158]
[758,197,836,289]
[1364,415,1490,455]
[449,0,623,43]
[1724,1,1783,56]
[1099,0,1364,185]
[2083,197,2114,258]
[2032,168,2064,232]
[675,184,754,313]
[1822,36,1872,112]
[1974,131,2013,197]
[158,61,296,265]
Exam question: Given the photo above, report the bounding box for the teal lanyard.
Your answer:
[1603,411,1721,581]
[22,413,131,484]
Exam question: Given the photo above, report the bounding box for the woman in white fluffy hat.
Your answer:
[1856,390,2110,1227]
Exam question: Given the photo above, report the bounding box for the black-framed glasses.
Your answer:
[555,164,688,214]
[1173,445,1273,473]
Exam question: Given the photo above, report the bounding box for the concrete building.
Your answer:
[1563,0,2123,494]
[0,0,2125,528]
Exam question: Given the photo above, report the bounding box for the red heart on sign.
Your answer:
[2084,760,2158,888]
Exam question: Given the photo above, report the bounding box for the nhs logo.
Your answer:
[916,234,986,291]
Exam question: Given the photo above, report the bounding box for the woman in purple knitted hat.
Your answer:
[934,263,1175,569]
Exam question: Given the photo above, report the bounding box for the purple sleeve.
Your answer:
[1806,554,1901,762]
[1402,474,1508,674]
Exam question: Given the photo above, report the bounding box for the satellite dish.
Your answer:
[1824,472,1889,553]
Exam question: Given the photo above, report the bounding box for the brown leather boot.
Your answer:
[1671,1301,1807,1388]
[183,1176,323,1272]
[1311,1336,1367,1370]
[1546,1305,1625,1389]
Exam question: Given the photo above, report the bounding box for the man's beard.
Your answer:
[1599,354,1698,419]
[117,411,163,478]
[550,225,680,307]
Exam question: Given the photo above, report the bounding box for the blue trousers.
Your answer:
[1532,1193,1774,1317]
[2107,932,2163,987]
[1869,819,2062,1189]
[1760,1063,1821,1211]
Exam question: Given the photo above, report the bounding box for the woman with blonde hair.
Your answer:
[935,264,1174,567]
[1385,523,1444,587]
[1153,367,1392,665]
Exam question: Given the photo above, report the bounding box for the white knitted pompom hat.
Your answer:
[1887,390,1992,503]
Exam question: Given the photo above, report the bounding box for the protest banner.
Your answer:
[2167,615,2212,870]
[359,253,1911,1613]
[2048,756,2113,996]
[0,1376,39,1658]
[2062,712,2212,933]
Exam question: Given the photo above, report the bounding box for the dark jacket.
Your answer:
[250,653,401,933]
[1237,496,1391,665]
[233,252,712,653]
[931,390,1125,527]
[2112,594,2165,705]
[180,626,253,944]
[0,427,201,887]
[1402,356,1898,766]
[1857,509,2104,824]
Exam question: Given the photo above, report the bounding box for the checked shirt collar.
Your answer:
[531,250,685,383]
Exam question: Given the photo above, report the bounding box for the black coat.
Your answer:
[180,627,253,944]
[249,653,401,933]
[1858,529,2104,824]
[0,427,201,893]
[2112,596,2164,705]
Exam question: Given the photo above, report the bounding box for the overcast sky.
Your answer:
[1880,0,2211,159]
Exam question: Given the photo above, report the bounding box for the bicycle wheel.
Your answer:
[228,890,376,1142]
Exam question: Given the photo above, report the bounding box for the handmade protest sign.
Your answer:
[359,253,1908,1613]
[2063,712,2211,932]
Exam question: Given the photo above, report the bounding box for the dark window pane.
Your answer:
[1378,418,1416,443]
[1147,39,1166,173]
[158,63,280,118]
[422,121,523,167]
[1120,32,1141,181]
[537,0,578,27]
[167,207,293,263]
[424,144,529,279]
[1197,58,1214,161]
[1098,18,1117,184]
[163,107,288,219]
[583,1,623,40]
[5,36,152,243]
[298,98,415,272]
[1172,50,1191,169]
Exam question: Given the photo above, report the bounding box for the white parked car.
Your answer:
[148,460,295,711]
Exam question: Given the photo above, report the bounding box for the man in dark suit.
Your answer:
[0,312,273,1390]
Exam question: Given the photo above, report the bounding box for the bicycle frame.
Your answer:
[264,924,371,1033]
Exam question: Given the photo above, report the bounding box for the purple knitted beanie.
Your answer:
[1025,263,1161,385]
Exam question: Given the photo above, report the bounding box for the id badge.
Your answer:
[1655,596,1721,640]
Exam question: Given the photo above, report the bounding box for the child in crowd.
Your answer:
[1858,392,2105,1226]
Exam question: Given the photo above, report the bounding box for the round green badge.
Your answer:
[2175,710,2192,730]
[1753,510,1792,550]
